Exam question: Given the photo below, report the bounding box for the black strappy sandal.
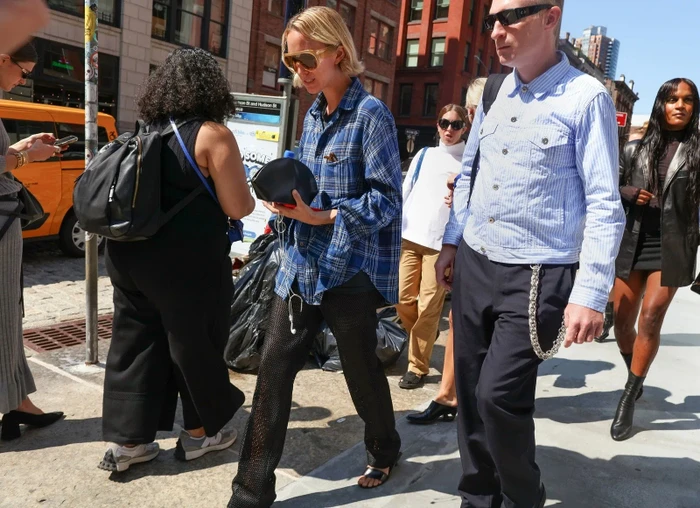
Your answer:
[358,452,402,489]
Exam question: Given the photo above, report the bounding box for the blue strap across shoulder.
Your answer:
[410,147,429,189]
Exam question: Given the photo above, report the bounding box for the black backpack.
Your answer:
[73,120,201,241]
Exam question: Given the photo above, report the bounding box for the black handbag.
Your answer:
[251,157,318,206]
[16,179,48,231]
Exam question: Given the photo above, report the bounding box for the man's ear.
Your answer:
[545,6,562,30]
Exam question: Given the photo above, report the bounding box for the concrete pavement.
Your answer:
[3,254,700,507]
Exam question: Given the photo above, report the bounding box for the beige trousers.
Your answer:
[395,239,447,376]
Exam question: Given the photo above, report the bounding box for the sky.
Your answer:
[560,0,699,124]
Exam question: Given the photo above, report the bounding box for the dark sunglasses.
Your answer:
[438,119,466,130]
[282,46,336,72]
[483,4,552,31]
[10,58,32,79]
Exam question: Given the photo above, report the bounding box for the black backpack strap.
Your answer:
[468,73,508,205]
[160,187,205,225]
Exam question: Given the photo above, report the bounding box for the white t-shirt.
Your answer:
[402,141,465,251]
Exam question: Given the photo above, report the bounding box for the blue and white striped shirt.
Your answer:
[275,78,403,305]
[444,52,625,312]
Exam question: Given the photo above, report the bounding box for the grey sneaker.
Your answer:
[175,428,237,461]
[98,442,160,472]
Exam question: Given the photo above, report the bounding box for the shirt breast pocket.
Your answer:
[319,147,363,197]
[527,128,571,176]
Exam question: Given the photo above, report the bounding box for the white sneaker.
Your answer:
[174,428,237,461]
[98,442,160,472]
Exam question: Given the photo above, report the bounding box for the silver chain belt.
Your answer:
[528,264,566,360]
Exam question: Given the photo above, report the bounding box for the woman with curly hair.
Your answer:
[611,78,700,441]
[98,47,255,472]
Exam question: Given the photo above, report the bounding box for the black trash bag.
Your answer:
[375,307,407,367]
[225,234,280,372]
[311,307,408,372]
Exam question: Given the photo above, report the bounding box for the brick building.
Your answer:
[605,77,639,146]
[1,0,253,133]
[392,0,508,159]
[247,0,401,140]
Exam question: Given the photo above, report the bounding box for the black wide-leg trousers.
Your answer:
[452,242,576,508]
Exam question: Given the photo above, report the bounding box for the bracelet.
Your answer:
[14,150,28,168]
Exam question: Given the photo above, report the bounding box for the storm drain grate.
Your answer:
[23,315,113,353]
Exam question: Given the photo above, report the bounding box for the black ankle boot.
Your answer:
[611,371,645,441]
[620,352,643,400]
[595,302,614,342]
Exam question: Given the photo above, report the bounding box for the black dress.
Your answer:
[631,134,683,271]
[102,120,245,444]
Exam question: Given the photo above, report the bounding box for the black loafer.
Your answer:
[406,401,457,424]
[398,371,424,389]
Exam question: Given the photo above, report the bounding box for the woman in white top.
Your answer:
[397,104,468,390]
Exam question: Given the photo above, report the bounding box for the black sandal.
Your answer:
[358,452,402,489]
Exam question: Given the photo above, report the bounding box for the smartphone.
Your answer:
[54,135,79,147]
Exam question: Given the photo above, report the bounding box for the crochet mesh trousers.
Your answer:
[229,289,401,508]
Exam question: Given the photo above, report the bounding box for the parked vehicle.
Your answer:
[0,100,118,256]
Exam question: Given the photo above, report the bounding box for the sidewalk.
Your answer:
[2,287,699,507]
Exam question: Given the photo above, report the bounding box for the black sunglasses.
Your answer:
[10,58,32,79]
[483,4,552,31]
[438,119,466,130]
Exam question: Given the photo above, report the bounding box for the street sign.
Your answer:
[616,112,628,127]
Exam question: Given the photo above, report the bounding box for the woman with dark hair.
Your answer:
[230,7,402,506]
[0,43,64,440]
[99,47,255,471]
[611,77,700,441]
[397,103,468,391]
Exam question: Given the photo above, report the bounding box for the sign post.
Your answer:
[84,0,99,365]
[226,94,287,256]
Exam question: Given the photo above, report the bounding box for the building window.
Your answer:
[269,0,283,16]
[408,0,423,22]
[423,84,439,117]
[475,49,484,74]
[488,56,494,73]
[368,19,394,61]
[405,40,419,67]
[461,87,468,107]
[47,0,121,27]
[152,0,229,58]
[363,78,387,103]
[398,84,412,116]
[430,38,446,67]
[468,0,475,25]
[263,43,280,89]
[463,42,471,71]
[327,0,355,34]
[481,3,489,33]
[434,0,449,19]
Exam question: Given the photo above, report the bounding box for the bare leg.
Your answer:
[435,310,457,407]
[16,397,44,415]
[613,272,647,355]
[631,271,677,377]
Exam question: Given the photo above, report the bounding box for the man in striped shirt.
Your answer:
[435,1,625,507]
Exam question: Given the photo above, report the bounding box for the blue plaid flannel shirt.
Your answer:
[274,78,403,305]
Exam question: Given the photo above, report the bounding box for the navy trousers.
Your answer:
[452,242,576,508]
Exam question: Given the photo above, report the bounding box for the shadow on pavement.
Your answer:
[536,386,700,434]
[538,357,617,389]
[0,416,101,454]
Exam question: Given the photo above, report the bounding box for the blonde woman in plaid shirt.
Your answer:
[229,7,403,507]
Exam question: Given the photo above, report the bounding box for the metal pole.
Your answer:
[84,0,99,365]
[277,78,292,158]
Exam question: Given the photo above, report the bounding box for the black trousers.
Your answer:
[452,242,575,508]
[229,284,401,508]
[102,232,245,444]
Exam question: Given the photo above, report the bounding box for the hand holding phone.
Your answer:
[54,135,79,148]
